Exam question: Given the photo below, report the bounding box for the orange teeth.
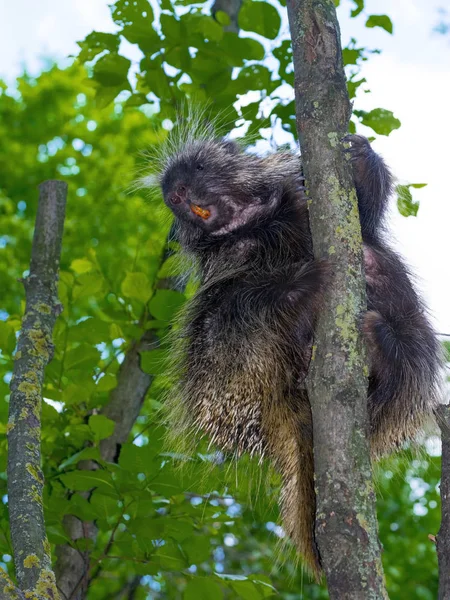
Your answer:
[190,204,211,219]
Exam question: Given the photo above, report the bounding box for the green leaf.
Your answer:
[342,47,364,66]
[118,442,159,473]
[121,271,152,304]
[62,382,93,405]
[139,349,168,375]
[154,539,186,570]
[157,253,187,278]
[148,289,185,321]
[350,0,364,17]
[70,258,95,274]
[365,14,394,34]
[215,10,230,26]
[89,491,121,519]
[96,373,117,392]
[72,272,104,300]
[221,33,265,65]
[58,447,101,471]
[354,108,401,136]
[70,318,110,345]
[229,580,261,600]
[184,578,223,600]
[347,76,366,100]
[64,344,100,372]
[273,40,292,82]
[238,1,281,40]
[77,31,120,63]
[199,15,224,43]
[0,321,16,355]
[160,14,182,41]
[111,0,154,28]
[59,470,116,492]
[396,185,420,217]
[92,53,131,88]
[183,535,212,563]
[248,575,277,597]
[89,414,116,440]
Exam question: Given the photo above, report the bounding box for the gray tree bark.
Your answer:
[286,1,388,597]
[7,181,67,600]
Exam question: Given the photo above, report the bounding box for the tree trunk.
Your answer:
[286,1,387,597]
[7,181,67,599]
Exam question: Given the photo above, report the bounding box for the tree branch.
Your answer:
[437,404,450,600]
[7,180,67,599]
[286,1,387,597]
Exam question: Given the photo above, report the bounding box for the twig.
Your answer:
[7,180,67,598]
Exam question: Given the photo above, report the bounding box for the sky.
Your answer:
[0,0,449,333]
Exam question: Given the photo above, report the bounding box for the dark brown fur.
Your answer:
[151,133,441,576]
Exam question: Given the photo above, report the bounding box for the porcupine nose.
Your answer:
[170,185,187,205]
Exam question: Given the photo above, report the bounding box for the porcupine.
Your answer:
[145,124,441,575]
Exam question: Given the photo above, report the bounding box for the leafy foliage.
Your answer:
[0,0,442,598]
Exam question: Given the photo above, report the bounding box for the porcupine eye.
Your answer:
[196,164,204,171]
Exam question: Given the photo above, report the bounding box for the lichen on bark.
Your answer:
[286,0,387,597]
[7,181,67,599]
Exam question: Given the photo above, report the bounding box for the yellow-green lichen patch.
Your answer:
[26,463,44,485]
[23,554,40,568]
[30,427,41,440]
[18,381,39,397]
[29,329,50,361]
[327,131,339,148]
[6,420,15,433]
[328,245,336,255]
[14,350,22,360]
[37,303,52,315]
[24,370,39,385]
[20,407,29,419]
[33,568,58,600]
[42,536,51,558]
[29,485,43,506]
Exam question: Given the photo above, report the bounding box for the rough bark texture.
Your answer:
[286,1,387,597]
[7,181,67,599]
[437,404,450,600]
